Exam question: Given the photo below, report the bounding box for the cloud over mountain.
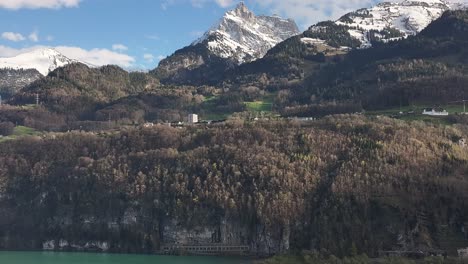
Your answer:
[0,0,81,10]
[0,45,135,68]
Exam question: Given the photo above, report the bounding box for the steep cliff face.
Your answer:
[152,2,299,85]
[161,218,290,255]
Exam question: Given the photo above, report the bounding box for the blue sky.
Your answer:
[0,0,439,69]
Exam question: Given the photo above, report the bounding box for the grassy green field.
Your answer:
[0,126,40,143]
[199,95,233,121]
[245,93,275,112]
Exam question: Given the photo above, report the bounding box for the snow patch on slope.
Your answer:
[193,2,300,64]
[0,48,80,76]
[321,0,465,48]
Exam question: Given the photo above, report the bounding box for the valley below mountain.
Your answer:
[1,0,468,262]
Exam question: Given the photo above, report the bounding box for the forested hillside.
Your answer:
[0,117,467,255]
[11,63,159,119]
[287,10,468,115]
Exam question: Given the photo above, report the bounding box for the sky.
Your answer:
[0,0,463,70]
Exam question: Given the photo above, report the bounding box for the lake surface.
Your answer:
[0,251,252,264]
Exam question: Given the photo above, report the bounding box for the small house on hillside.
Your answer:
[422,108,449,116]
[188,114,199,124]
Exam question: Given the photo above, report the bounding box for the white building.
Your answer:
[188,114,199,124]
[422,108,449,116]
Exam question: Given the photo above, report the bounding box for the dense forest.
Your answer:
[1,9,468,261]
[0,116,467,256]
[291,10,468,113]
[11,63,160,119]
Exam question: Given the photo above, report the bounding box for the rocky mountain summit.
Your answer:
[193,2,300,64]
[152,2,299,85]
[295,0,466,52]
[333,0,464,48]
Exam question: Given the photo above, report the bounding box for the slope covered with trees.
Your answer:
[288,10,468,115]
[0,117,467,255]
[11,63,160,119]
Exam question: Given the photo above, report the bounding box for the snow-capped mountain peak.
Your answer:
[0,48,79,76]
[192,2,300,64]
[313,0,465,48]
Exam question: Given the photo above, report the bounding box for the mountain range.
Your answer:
[0,48,87,98]
[0,48,81,76]
[151,2,300,85]
[3,0,468,258]
[1,0,467,105]
[151,0,466,86]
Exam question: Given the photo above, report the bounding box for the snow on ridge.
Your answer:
[0,48,83,76]
[318,0,460,49]
[192,2,300,64]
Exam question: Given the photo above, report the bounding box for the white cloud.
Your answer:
[160,0,468,29]
[112,44,128,52]
[143,53,155,63]
[190,0,234,8]
[1,32,26,42]
[0,45,28,57]
[161,0,175,10]
[145,34,160,40]
[55,46,135,67]
[162,0,234,9]
[29,31,39,42]
[189,30,204,38]
[253,0,468,28]
[252,0,378,28]
[0,45,135,68]
[215,0,235,7]
[0,0,81,10]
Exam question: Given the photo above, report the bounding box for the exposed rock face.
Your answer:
[42,240,110,252]
[158,217,290,255]
[0,68,42,98]
[318,0,462,48]
[34,216,290,255]
[265,0,465,62]
[152,2,299,85]
[193,2,300,64]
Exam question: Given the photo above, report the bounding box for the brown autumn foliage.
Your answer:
[0,116,467,255]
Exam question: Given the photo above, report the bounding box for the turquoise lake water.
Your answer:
[0,251,252,264]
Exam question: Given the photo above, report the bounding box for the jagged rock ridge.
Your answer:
[193,2,300,64]
[310,0,465,48]
[153,2,299,85]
